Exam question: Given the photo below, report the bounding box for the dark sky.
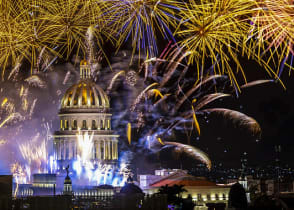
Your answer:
[186,60,294,169]
[132,57,294,172]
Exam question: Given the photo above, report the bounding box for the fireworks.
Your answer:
[203,108,261,136]
[104,46,265,171]
[0,0,292,82]
[76,130,94,166]
[0,0,291,188]
[127,123,132,145]
[105,0,183,58]
[38,0,107,60]
[165,141,212,170]
[250,0,294,75]
[125,70,138,86]
[176,0,258,89]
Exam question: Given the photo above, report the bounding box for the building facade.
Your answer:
[53,61,119,170]
[139,169,230,208]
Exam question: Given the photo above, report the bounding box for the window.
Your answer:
[64,120,69,130]
[72,120,77,130]
[82,120,87,130]
[60,120,63,129]
[90,90,95,105]
[215,193,219,200]
[207,194,211,201]
[197,194,202,201]
[100,142,104,159]
[92,120,96,130]
[100,120,104,130]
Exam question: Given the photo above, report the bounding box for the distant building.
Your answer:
[227,175,294,197]
[32,174,56,196]
[139,169,230,207]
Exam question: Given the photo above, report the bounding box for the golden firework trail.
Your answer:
[250,0,294,75]
[0,113,14,128]
[165,141,211,170]
[176,0,258,89]
[1,97,8,107]
[191,105,200,135]
[157,137,165,145]
[127,123,131,145]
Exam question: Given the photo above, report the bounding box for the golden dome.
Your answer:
[60,80,109,111]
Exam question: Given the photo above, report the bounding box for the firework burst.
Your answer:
[0,0,56,78]
[38,0,109,60]
[176,0,259,90]
[250,0,294,76]
[105,0,183,59]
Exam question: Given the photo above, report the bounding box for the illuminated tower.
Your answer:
[53,60,119,170]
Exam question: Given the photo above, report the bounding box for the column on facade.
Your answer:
[108,140,111,160]
[63,140,66,160]
[55,141,59,160]
[87,118,91,130]
[64,140,67,160]
[59,140,62,160]
[97,118,100,130]
[97,141,100,159]
[60,140,63,160]
[112,141,115,160]
[115,141,118,160]
[59,141,62,160]
[69,140,73,159]
[73,140,76,159]
[105,140,108,159]
[103,140,106,160]
[74,142,77,159]
[92,141,95,159]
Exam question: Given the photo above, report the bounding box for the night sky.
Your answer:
[180,60,294,169]
[1,52,294,174]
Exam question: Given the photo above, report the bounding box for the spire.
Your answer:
[80,59,91,79]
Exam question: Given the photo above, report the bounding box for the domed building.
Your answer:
[53,61,119,170]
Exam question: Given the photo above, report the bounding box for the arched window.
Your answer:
[72,120,77,130]
[82,120,87,130]
[92,120,96,130]
[64,120,69,130]
[100,120,104,130]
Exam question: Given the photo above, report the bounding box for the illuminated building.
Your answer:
[139,169,230,207]
[53,60,119,170]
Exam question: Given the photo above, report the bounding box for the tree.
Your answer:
[228,183,248,209]
[158,184,187,204]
